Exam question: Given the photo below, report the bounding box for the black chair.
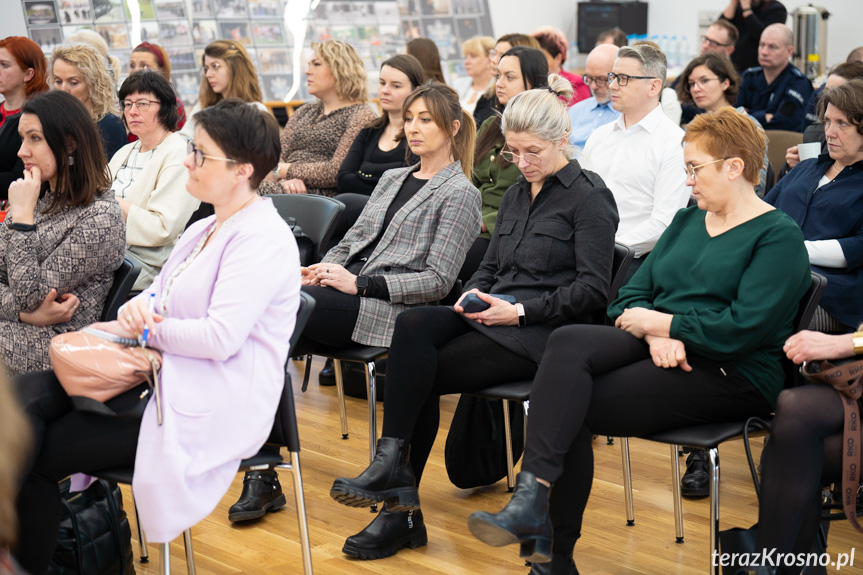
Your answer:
[618,272,826,575]
[100,256,141,322]
[266,194,346,263]
[96,291,317,574]
[463,243,635,490]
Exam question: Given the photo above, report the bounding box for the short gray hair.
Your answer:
[617,44,667,89]
[501,73,576,159]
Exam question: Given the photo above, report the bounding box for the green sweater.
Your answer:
[472,117,522,239]
[608,207,810,406]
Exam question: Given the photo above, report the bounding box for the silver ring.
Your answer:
[127,315,133,323]
[329,273,332,280]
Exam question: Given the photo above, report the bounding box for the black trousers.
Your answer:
[294,285,361,355]
[13,370,141,574]
[521,325,773,555]
[380,306,537,482]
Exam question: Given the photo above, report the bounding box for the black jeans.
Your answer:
[380,306,537,482]
[521,325,773,555]
[13,370,141,574]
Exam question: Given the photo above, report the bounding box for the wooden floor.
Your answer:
[125,357,860,574]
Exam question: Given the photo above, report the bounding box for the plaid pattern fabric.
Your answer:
[0,190,126,374]
[324,161,481,347]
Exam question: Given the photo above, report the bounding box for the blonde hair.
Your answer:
[51,43,119,119]
[64,29,120,83]
[502,74,576,159]
[198,40,263,109]
[0,369,31,547]
[462,35,495,58]
[312,40,368,103]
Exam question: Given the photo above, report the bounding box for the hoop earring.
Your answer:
[68,155,74,166]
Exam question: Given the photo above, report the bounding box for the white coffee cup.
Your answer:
[798,142,822,162]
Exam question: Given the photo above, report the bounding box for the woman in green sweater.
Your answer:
[468,109,812,575]
[458,46,549,284]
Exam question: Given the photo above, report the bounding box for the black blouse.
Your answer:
[337,125,417,196]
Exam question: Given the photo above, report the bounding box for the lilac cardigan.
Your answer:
[129,198,299,542]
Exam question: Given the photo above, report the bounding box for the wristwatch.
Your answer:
[271,165,281,179]
[355,275,369,297]
[8,222,36,232]
[515,303,526,327]
[853,332,863,355]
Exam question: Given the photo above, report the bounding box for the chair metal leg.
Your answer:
[133,502,149,563]
[160,542,170,575]
[280,452,315,575]
[333,359,349,439]
[709,447,720,575]
[670,444,684,543]
[365,361,377,464]
[182,529,196,575]
[502,400,515,491]
[620,437,635,526]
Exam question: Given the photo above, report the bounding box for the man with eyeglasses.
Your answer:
[720,0,787,72]
[567,44,620,150]
[674,20,739,124]
[581,44,688,272]
[737,23,813,131]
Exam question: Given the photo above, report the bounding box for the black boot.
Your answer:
[227,470,286,523]
[319,358,336,386]
[467,471,553,563]
[528,552,578,575]
[681,449,710,499]
[330,437,419,511]
[342,504,428,559]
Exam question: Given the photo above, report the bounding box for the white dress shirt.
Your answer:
[581,104,689,258]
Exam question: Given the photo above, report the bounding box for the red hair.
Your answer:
[0,36,49,97]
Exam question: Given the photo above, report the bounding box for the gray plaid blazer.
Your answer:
[323,160,481,347]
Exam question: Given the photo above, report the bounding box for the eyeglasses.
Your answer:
[685,77,720,93]
[500,149,542,166]
[607,72,658,86]
[121,99,159,111]
[201,62,222,75]
[684,158,728,179]
[582,74,609,87]
[187,140,235,167]
[700,35,731,49]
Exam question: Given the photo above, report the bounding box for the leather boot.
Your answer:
[318,358,336,386]
[467,471,553,563]
[681,449,710,499]
[330,437,419,511]
[342,504,428,559]
[227,470,286,523]
[529,553,579,575]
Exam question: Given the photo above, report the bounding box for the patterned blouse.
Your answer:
[0,189,126,374]
[259,101,378,197]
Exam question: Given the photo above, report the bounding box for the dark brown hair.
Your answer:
[406,38,446,84]
[367,54,425,131]
[676,52,740,105]
[818,78,863,137]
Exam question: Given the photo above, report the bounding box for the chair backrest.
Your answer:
[271,291,316,452]
[765,130,804,176]
[608,243,635,302]
[783,271,827,386]
[266,194,346,263]
[100,257,141,322]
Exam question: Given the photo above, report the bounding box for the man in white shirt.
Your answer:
[567,44,620,150]
[582,44,689,264]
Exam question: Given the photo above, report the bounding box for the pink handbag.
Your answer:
[49,323,163,424]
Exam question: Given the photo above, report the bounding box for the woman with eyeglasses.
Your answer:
[468,109,810,575]
[13,99,299,573]
[108,71,199,292]
[127,42,187,142]
[328,75,619,561]
[676,52,769,197]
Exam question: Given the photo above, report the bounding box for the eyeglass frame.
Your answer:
[700,35,731,49]
[582,74,609,87]
[684,157,729,179]
[607,72,659,87]
[187,140,236,167]
[500,148,544,166]
[684,76,721,93]
[120,98,160,112]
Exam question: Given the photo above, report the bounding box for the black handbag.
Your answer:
[717,417,828,575]
[444,395,525,489]
[48,478,134,575]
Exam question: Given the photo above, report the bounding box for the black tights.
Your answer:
[521,325,773,555]
[380,306,537,483]
[13,371,140,574]
[755,385,853,575]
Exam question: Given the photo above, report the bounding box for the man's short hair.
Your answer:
[710,20,739,46]
[617,44,668,89]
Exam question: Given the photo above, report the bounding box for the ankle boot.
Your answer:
[227,470,286,523]
[319,358,336,386]
[342,504,428,559]
[529,553,579,575]
[330,437,419,511]
[681,449,710,499]
[467,471,553,563]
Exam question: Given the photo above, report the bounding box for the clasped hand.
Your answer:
[614,307,672,339]
[645,335,692,372]
[301,263,357,295]
[19,289,79,326]
[454,289,518,326]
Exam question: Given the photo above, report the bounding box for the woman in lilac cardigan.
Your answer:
[12,99,299,572]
